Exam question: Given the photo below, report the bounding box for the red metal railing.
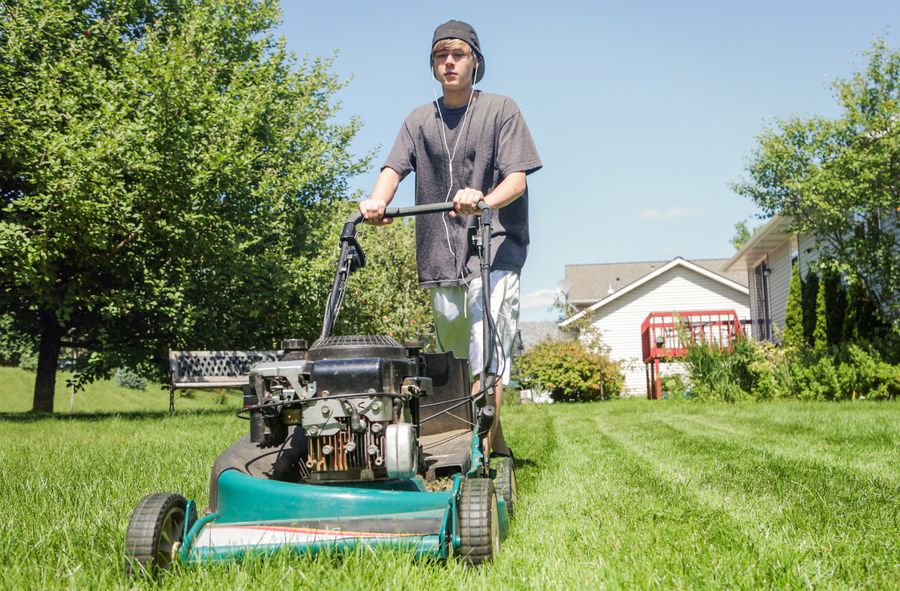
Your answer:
[641,310,744,399]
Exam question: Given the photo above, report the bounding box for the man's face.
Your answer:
[432,44,478,91]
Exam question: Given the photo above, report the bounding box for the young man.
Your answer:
[359,20,541,455]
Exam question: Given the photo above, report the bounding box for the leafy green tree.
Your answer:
[310,202,434,345]
[733,40,900,331]
[802,271,819,346]
[0,1,367,412]
[783,263,804,348]
[814,277,828,351]
[822,270,847,346]
[730,219,759,251]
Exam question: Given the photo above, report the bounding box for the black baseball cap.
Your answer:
[431,20,485,83]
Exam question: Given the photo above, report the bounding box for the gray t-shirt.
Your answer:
[383,92,542,288]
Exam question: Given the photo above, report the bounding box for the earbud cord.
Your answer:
[432,61,478,262]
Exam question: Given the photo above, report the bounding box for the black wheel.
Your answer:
[124,492,187,576]
[457,478,500,565]
[491,455,518,518]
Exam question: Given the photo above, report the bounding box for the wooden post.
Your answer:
[654,358,662,400]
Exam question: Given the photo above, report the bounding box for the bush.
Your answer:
[684,337,898,402]
[513,340,623,402]
[660,373,689,399]
[790,343,899,401]
[684,338,759,402]
[114,367,147,391]
[17,350,38,372]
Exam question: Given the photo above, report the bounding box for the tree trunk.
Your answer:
[32,314,62,413]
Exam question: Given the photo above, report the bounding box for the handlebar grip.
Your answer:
[348,200,490,225]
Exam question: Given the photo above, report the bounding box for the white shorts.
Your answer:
[431,271,520,385]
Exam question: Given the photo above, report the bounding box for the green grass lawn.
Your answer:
[0,366,242,414]
[0,391,897,589]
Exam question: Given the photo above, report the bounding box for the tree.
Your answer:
[311,202,434,345]
[733,40,900,331]
[814,277,828,351]
[782,262,804,348]
[822,270,847,346]
[802,271,820,346]
[730,219,760,251]
[0,1,367,411]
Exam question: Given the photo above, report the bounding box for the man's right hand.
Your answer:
[359,198,393,225]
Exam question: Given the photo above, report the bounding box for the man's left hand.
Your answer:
[451,187,485,217]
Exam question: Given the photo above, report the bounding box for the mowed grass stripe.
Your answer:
[579,412,771,589]
[494,408,616,589]
[501,404,771,589]
[671,411,900,485]
[599,409,899,588]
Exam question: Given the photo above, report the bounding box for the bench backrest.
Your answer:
[169,350,280,389]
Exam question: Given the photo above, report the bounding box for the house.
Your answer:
[722,215,819,342]
[558,257,750,397]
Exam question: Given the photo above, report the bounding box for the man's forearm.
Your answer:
[484,171,526,210]
[360,167,401,223]
[370,167,401,206]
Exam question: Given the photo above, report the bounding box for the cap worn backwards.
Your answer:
[431,19,485,84]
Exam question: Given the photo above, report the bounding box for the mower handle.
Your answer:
[346,200,491,227]
[324,199,492,342]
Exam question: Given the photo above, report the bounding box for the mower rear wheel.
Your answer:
[492,455,517,518]
[124,492,187,576]
[457,478,500,565]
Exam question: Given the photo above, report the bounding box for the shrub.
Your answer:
[802,271,819,345]
[18,350,38,372]
[783,263,804,348]
[828,343,898,400]
[685,336,897,402]
[660,373,689,399]
[114,367,147,391]
[684,338,758,402]
[513,339,623,402]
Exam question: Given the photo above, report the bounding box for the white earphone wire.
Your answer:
[432,59,478,262]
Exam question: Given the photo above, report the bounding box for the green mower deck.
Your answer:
[180,465,508,562]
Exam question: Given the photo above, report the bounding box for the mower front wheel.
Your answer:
[124,492,187,576]
[457,478,500,565]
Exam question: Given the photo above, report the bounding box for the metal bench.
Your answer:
[168,350,280,414]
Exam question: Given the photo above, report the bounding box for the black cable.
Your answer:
[418,397,474,424]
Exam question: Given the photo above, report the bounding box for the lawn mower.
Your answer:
[124,201,517,575]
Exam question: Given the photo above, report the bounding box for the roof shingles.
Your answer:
[565,258,748,305]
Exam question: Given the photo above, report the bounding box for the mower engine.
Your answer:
[248,336,430,483]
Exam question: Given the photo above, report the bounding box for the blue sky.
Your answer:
[276,1,898,321]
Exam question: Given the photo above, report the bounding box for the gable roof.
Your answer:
[559,257,750,328]
[564,257,747,306]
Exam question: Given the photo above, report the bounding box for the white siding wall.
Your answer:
[747,268,760,340]
[767,239,793,334]
[586,266,751,397]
